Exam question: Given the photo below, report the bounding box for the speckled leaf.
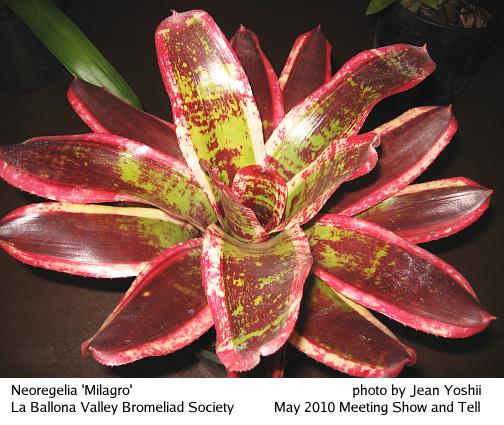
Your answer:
[358,178,492,244]
[328,106,457,216]
[280,26,332,113]
[0,134,216,230]
[291,275,416,377]
[156,10,265,193]
[207,170,267,242]
[0,203,198,278]
[231,26,284,141]
[68,78,185,162]
[231,165,287,232]
[266,44,435,180]
[305,215,494,337]
[277,133,379,231]
[201,224,312,371]
[82,239,212,365]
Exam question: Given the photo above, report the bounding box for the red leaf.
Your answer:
[68,78,185,162]
[0,134,217,230]
[357,178,492,243]
[266,44,435,180]
[231,26,284,141]
[306,214,495,337]
[201,224,312,371]
[231,165,287,232]
[0,203,198,278]
[156,10,265,189]
[82,239,212,365]
[291,275,416,377]
[280,26,332,113]
[276,133,379,231]
[328,106,458,216]
[207,170,267,242]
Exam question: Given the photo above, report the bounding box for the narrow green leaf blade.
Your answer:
[366,0,398,15]
[5,0,142,108]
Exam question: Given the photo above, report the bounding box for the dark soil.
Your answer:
[401,0,495,28]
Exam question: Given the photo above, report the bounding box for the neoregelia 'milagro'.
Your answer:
[0,10,494,377]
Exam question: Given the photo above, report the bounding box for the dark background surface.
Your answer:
[0,0,502,378]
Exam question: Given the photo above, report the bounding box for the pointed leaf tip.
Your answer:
[279,26,332,113]
[306,214,494,338]
[0,203,198,278]
[231,25,284,141]
[0,134,217,230]
[269,44,435,180]
[358,177,493,243]
[328,106,457,216]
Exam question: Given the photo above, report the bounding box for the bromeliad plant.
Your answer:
[0,10,495,377]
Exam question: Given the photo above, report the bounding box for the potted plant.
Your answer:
[0,2,495,378]
[367,0,502,102]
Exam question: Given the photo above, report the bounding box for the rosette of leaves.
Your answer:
[0,10,494,377]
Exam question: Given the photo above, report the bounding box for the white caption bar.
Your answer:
[1,378,502,425]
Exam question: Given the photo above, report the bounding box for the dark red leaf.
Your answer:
[266,44,435,180]
[280,26,332,113]
[82,239,212,365]
[68,78,185,162]
[357,178,492,243]
[292,275,416,377]
[0,134,217,230]
[328,106,458,216]
[231,26,284,141]
[0,203,198,277]
[306,214,495,337]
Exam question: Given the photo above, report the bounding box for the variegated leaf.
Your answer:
[207,170,267,242]
[280,26,332,113]
[328,106,458,216]
[82,239,212,365]
[0,203,198,278]
[201,224,312,371]
[357,178,492,243]
[305,214,494,337]
[291,275,416,377]
[231,165,287,232]
[266,44,435,180]
[156,10,265,191]
[231,26,284,141]
[277,133,379,231]
[68,78,185,162]
[0,134,217,230]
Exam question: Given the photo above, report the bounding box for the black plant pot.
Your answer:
[374,1,502,103]
[0,1,66,93]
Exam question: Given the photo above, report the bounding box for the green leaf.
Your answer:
[366,0,398,15]
[5,0,142,109]
[419,0,439,10]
